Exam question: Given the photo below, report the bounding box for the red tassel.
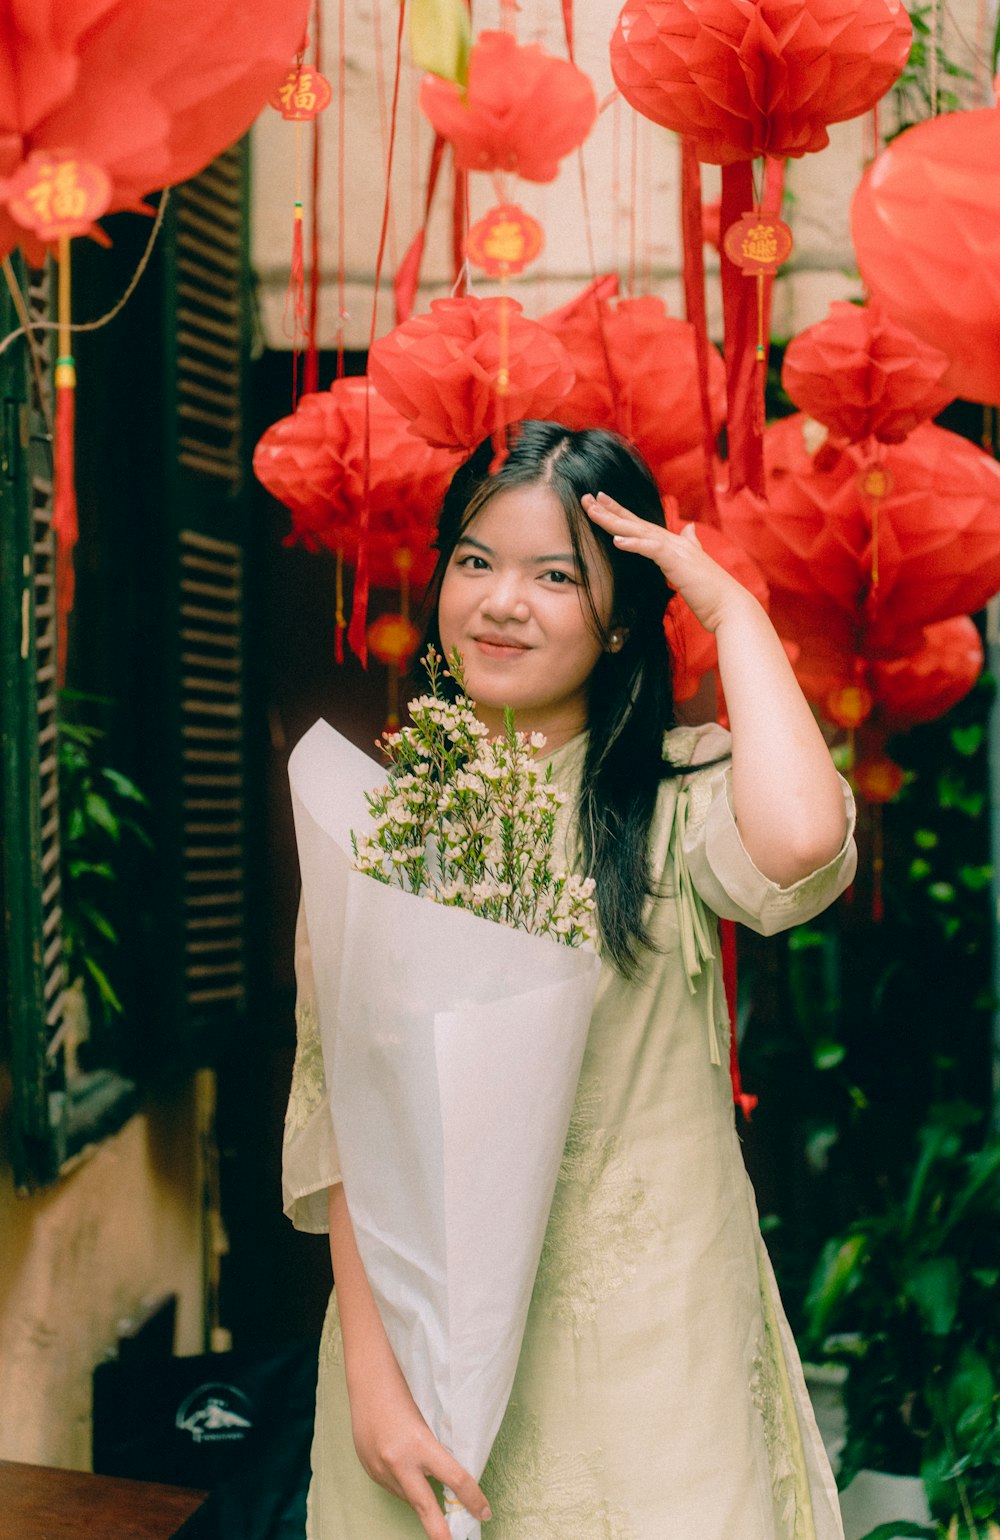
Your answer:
[722,919,758,1120]
[720,162,764,496]
[394,134,447,324]
[561,0,575,59]
[680,138,720,525]
[54,362,78,689]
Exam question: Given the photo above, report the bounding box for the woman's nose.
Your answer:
[481,570,530,622]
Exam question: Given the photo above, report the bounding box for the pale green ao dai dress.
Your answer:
[282,724,857,1540]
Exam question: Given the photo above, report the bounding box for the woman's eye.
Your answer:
[457,554,489,570]
[542,569,575,585]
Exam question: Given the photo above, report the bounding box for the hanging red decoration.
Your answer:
[722,212,793,276]
[0,0,311,263]
[466,204,544,277]
[722,414,1000,662]
[852,105,1000,406]
[419,30,597,182]
[782,300,955,445]
[538,288,727,517]
[368,613,422,669]
[252,379,461,589]
[6,151,112,242]
[609,0,912,165]
[853,755,905,805]
[270,65,333,120]
[367,296,575,452]
[871,616,984,732]
[664,522,769,702]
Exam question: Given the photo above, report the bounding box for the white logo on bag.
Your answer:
[175,1383,253,1443]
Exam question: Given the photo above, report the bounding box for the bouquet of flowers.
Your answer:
[352,646,596,945]
[288,653,601,1540]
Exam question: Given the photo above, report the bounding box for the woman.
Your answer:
[283,423,856,1540]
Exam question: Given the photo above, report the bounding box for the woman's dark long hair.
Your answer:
[420,420,687,977]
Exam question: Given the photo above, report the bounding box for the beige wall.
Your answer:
[0,1072,206,1471]
[252,0,990,352]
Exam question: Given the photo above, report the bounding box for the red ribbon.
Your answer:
[680,138,720,525]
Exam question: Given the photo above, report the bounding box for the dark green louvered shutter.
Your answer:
[1,266,66,1187]
[158,142,257,1061]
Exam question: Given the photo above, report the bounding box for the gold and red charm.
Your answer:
[824,682,874,730]
[466,203,544,458]
[466,203,544,278]
[270,65,333,120]
[858,458,893,595]
[722,210,794,278]
[722,209,794,378]
[368,611,421,732]
[7,150,112,240]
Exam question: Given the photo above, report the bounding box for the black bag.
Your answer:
[92,1340,318,1539]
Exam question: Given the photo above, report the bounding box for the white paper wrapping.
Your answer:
[289,720,601,1539]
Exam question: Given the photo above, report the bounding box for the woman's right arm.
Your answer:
[328,1183,492,1539]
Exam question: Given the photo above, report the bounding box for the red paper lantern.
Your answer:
[0,0,311,262]
[368,613,422,668]
[871,615,983,731]
[782,301,955,444]
[368,296,575,451]
[664,522,769,701]
[854,754,905,804]
[610,0,912,164]
[723,414,1000,659]
[252,379,461,589]
[539,286,727,517]
[852,105,1000,406]
[419,30,597,183]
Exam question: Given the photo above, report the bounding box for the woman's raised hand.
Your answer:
[582,490,753,635]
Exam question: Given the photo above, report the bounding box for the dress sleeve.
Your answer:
[281,895,342,1233]
[671,723,858,937]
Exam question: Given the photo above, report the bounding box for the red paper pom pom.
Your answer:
[253,379,460,589]
[368,296,575,451]
[419,31,597,183]
[610,0,911,165]
[782,301,954,445]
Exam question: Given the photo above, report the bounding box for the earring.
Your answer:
[609,630,623,653]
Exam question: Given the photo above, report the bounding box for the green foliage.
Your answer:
[802,1103,1000,1530]
[58,693,150,1032]
[892,4,974,129]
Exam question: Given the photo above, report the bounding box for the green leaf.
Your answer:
[813,1039,846,1070]
[410,0,471,85]
[905,1255,959,1335]
[913,829,939,850]
[804,1232,868,1341]
[959,864,992,891]
[85,791,118,838]
[928,882,955,904]
[77,900,117,944]
[909,859,932,881]
[101,767,149,805]
[83,955,123,1013]
[951,724,984,756]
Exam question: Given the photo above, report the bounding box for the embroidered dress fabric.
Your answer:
[283,722,857,1540]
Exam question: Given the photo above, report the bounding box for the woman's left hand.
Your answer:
[582,491,752,635]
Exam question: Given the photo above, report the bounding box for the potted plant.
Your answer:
[802,1100,1000,1540]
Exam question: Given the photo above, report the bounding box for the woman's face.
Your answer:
[436,482,615,746]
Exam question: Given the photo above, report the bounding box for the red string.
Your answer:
[348,0,407,666]
[336,0,347,379]
[304,0,323,396]
[722,920,758,1120]
[54,373,77,689]
[680,138,719,525]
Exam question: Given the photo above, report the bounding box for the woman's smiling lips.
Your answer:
[473,635,532,658]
